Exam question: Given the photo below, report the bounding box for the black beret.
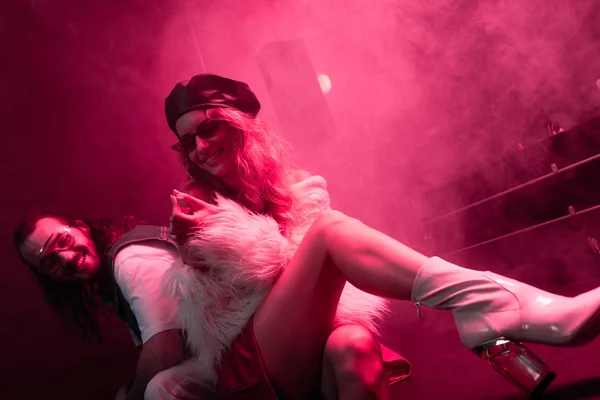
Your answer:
[165,73,261,133]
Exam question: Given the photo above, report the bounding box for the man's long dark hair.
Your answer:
[13,212,139,343]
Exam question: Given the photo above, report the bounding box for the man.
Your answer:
[13,212,206,399]
[14,211,410,399]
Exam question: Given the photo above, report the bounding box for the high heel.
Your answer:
[411,257,600,397]
[473,339,555,398]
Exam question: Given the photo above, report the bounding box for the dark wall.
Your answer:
[2,0,600,398]
[1,2,186,398]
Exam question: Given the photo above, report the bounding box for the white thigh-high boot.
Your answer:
[411,257,600,398]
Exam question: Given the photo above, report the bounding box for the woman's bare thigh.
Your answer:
[253,212,349,397]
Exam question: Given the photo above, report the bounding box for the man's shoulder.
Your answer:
[115,225,171,247]
[109,225,177,262]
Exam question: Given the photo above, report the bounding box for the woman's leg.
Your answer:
[320,324,391,400]
[254,211,426,396]
[254,210,600,397]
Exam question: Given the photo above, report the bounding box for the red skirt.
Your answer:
[217,317,280,400]
[216,318,412,399]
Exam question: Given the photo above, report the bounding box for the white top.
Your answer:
[113,240,181,345]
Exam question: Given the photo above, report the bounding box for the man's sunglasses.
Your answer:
[38,226,75,274]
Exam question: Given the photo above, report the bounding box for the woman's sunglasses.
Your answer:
[171,119,222,153]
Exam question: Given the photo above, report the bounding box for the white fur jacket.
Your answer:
[163,175,390,382]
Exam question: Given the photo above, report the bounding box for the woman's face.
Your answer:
[175,109,238,182]
[19,217,102,283]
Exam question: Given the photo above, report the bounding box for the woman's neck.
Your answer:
[220,171,244,193]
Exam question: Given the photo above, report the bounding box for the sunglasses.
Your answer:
[38,226,75,274]
[171,119,223,153]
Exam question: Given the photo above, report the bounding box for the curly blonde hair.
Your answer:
[182,107,296,234]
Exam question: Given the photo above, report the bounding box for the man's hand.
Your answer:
[115,382,129,400]
[123,329,185,400]
[169,189,219,245]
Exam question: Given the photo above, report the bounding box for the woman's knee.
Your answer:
[324,324,381,363]
[311,210,355,243]
[323,324,385,390]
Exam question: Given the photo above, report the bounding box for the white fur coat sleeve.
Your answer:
[163,175,389,381]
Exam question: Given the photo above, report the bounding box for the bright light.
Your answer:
[317,73,332,94]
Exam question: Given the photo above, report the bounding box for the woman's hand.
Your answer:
[169,189,219,245]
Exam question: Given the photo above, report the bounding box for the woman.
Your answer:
[164,74,600,399]
[167,176,410,400]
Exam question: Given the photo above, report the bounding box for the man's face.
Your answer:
[20,217,102,283]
